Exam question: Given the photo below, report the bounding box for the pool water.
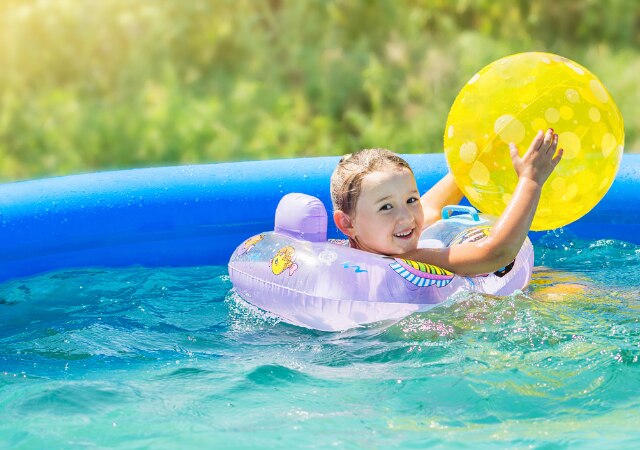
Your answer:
[1,234,639,448]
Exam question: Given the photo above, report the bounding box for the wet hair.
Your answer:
[330,148,413,215]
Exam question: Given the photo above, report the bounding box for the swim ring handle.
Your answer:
[441,205,480,221]
[274,193,328,242]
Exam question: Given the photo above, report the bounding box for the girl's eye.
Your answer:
[407,197,419,204]
[379,203,393,211]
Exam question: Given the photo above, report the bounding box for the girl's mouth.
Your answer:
[394,229,414,239]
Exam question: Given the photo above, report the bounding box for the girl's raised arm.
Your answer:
[400,129,563,276]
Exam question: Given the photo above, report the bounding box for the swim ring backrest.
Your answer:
[274,193,328,242]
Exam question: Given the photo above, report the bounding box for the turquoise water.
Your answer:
[1,234,639,449]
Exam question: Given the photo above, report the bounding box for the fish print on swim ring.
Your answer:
[271,246,298,276]
[238,234,264,255]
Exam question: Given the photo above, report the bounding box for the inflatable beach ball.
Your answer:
[444,52,624,231]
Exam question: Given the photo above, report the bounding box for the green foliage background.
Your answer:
[1,0,639,181]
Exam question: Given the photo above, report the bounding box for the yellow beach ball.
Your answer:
[444,52,624,231]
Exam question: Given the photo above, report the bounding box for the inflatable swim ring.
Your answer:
[228,193,534,331]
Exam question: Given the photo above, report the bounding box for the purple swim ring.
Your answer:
[228,193,533,331]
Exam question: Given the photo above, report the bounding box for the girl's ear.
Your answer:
[333,210,355,237]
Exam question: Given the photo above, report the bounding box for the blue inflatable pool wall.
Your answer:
[1,154,639,283]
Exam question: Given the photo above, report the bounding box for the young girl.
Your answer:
[330,128,563,276]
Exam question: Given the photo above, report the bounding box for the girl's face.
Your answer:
[349,168,424,255]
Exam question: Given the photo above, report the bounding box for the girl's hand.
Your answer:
[509,128,563,186]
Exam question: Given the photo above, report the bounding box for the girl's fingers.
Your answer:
[548,134,559,155]
[509,143,519,162]
[509,143,520,170]
[542,133,558,155]
[542,128,554,150]
[509,143,522,176]
[529,130,545,153]
[552,148,564,166]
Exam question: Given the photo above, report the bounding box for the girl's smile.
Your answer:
[347,168,424,255]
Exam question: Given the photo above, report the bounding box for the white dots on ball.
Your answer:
[565,89,580,103]
[494,115,525,145]
[468,73,480,85]
[601,133,617,158]
[537,208,552,218]
[565,62,585,75]
[561,183,579,202]
[459,141,478,163]
[448,125,454,138]
[465,187,482,202]
[590,79,609,103]
[589,107,601,122]
[558,131,582,160]
[551,177,566,191]
[544,108,560,123]
[470,161,490,186]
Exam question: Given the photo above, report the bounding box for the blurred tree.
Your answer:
[0,0,638,181]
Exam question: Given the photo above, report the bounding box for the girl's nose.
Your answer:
[397,205,413,222]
